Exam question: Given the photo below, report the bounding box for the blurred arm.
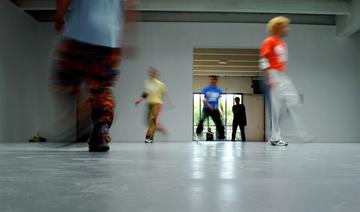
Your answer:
[55,0,71,33]
[219,98,224,113]
[122,0,138,57]
[124,0,137,23]
[259,42,272,87]
[203,99,214,110]
[134,92,147,106]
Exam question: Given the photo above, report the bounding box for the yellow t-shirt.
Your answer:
[144,78,167,104]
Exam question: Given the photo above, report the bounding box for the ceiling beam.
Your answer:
[24,10,336,25]
[194,55,259,61]
[14,0,351,15]
[194,48,258,55]
[138,0,351,15]
[193,72,262,77]
[193,62,259,66]
[336,0,360,36]
[194,67,260,71]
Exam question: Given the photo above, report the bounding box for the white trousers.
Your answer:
[269,70,303,141]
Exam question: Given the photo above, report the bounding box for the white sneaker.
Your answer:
[269,140,288,146]
[145,138,153,143]
[277,140,288,146]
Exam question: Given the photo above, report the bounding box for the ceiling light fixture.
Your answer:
[218,60,228,65]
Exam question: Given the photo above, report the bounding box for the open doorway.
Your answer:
[192,48,265,141]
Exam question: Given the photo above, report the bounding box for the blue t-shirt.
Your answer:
[64,0,124,48]
[202,86,222,110]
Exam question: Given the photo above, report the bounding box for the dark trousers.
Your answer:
[231,121,246,141]
[196,108,225,139]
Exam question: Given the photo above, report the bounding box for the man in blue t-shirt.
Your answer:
[196,76,225,140]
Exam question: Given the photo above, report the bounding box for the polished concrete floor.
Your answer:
[0,142,360,212]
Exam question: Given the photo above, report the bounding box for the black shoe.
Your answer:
[218,136,226,140]
[88,124,111,152]
[89,141,109,152]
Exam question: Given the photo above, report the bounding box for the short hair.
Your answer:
[148,67,160,76]
[235,97,240,101]
[267,16,290,34]
[209,75,219,79]
[149,67,158,72]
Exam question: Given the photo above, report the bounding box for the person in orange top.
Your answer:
[260,36,288,71]
[259,16,302,146]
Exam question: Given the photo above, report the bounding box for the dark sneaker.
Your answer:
[218,136,226,140]
[88,124,111,152]
[89,141,109,152]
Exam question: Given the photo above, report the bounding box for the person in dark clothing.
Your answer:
[206,128,214,141]
[231,97,247,141]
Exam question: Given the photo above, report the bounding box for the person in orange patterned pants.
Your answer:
[52,0,136,152]
[52,40,121,151]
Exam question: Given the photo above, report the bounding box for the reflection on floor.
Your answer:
[1,142,360,212]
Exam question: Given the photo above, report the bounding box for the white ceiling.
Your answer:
[9,0,360,36]
[193,48,261,77]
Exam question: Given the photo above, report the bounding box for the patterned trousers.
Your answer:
[52,39,121,142]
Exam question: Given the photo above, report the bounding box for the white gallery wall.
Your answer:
[0,3,359,143]
[0,1,40,142]
[354,31,360,126]
[118,23,360,142]
[36,22,360,142]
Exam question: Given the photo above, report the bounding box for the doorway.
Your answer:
[193,48,265,141]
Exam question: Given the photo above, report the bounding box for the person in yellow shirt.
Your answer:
[135,67,168,143]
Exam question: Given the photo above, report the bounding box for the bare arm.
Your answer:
[259,57,273,87]
[242,105,247,126]
[203,99,214,110]
[219,102,224,113]
[124,0,137,23]
[264,67,273,87]
[134,97,144,106]
[259,40,273,87]
[134,92,147,106]
[55,0,71,33]
[164,91,175,108]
